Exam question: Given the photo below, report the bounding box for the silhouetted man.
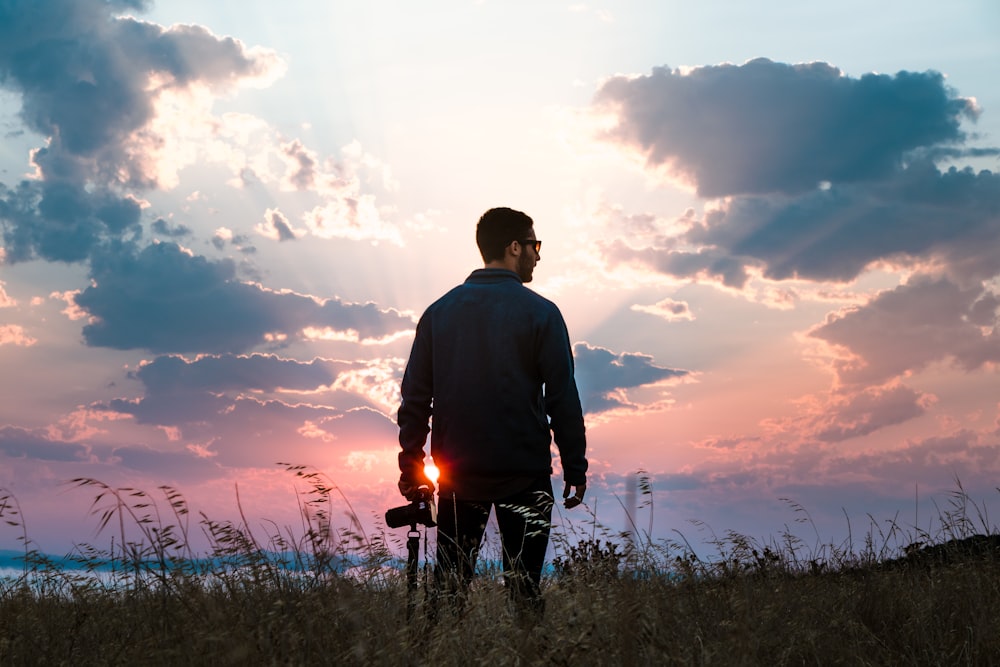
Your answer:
[396,206,588,613]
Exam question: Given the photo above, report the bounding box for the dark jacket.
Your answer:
[397,268,587,499]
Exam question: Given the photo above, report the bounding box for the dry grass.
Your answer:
[1,470,999,665]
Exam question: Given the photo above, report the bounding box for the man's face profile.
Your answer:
[517,229,539,283]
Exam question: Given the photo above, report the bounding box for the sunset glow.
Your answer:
[0,0,998,556]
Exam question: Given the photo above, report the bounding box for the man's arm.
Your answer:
[397,318,434,498]
[538,307,588,494]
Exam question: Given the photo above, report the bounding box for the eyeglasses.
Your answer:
[515,239,542,254]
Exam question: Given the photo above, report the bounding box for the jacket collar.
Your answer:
[465,268,523,284]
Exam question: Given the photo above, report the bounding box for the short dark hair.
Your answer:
[476,207,534,262]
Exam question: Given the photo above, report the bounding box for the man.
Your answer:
[396,206,588,611]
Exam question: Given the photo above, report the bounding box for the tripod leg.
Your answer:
[406,527,420,620]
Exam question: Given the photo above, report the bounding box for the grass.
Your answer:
[1,468,999,665]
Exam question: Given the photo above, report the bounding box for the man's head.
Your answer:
[476,207,540,282]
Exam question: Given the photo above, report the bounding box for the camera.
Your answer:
[385,486,438,528]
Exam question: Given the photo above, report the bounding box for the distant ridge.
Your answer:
[883,534,1000,569]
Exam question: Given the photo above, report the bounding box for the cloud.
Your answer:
[151,218,192,238]
[596,58,978,198]
[677,419,1000,504]
[132,353,352,394]
[822,428,1000,487]
[688,162,1000,284]
[812,384,935,442]
[255,208,304,242]
[279,139,319,191]
[104,392,397,470]
[211,227,255,254]
[0,425,89,462]
[117,351,407,420]
[593,60,1000,289]
[0,0,404,299]
[764,383,937,444]
[329,357,408,414]
[0,0,281,263]
[293,141,402,245]
[106,390,232,430]
[0,181,144,263]
[603,238,752,289]
[109,444,225,482]
[70,352,406,472]
[573,342,689,414]
[302,195,401,246]
[644,421,1000,549]
[630,297,694,322]
[73,242,415,354]
[0,281,15,307]
[809,275,1000,386]
[0,324,36,346]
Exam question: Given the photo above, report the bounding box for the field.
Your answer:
[1,470,999,665]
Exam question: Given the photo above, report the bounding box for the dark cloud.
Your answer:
[573,342,688,414]
[2,3,267,180]
[603,238,752,288]
[0,421,217,487]
[132,354,349,394]
[108,389,231,427]
[109,444,223,482]
[0,426,88,462]
[0,180,144,263]
[595,59,1000,287]
[108,354,398,435]
[810,275,1000,386]
[0,0,274,263]
[688,161,1000,284]
[596,58,977,198]
[73,242,415,353]
[151,218,192,238]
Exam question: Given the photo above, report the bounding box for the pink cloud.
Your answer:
[810,275,1000,386]
[0,282,15,308]
[0,324,36,347]
[764,383,937,444]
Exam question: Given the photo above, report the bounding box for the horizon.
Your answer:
[1,0,999,557]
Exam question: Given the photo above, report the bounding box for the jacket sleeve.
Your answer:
[397,316,433,481]
[538,307,588,486]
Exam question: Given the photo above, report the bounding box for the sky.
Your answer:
[1,0,999,559]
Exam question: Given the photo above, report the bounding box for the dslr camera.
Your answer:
[385,486,437,528]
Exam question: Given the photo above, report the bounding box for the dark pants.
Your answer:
[434,476,554,611]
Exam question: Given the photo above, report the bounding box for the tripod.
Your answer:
[405,523,432,620]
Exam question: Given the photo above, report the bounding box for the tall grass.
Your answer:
[1,468,999,665]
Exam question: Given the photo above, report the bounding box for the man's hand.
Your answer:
[563,482,586,509]
[398,476,435,501]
